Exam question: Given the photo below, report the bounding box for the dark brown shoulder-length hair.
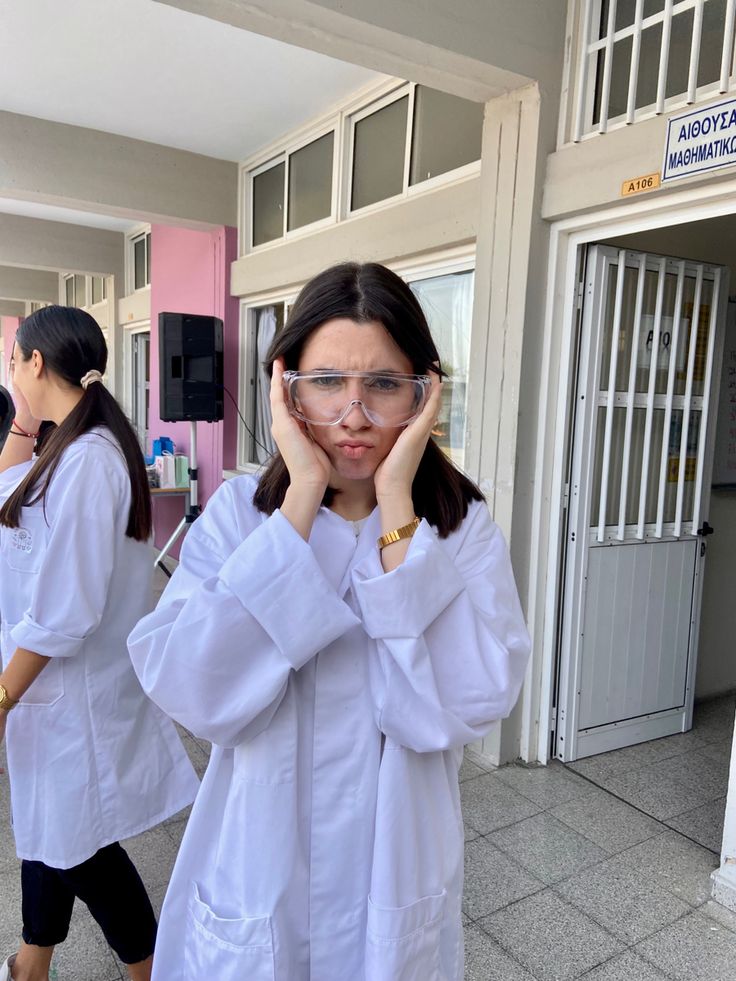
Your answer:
[0,305,152,541]
[253,262,484,537]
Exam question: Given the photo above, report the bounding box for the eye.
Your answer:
[366,375,400,392]
[309,375,342,389]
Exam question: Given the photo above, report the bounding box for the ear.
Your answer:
[31,349,45,378]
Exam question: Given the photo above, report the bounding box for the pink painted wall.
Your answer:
[149,224,238,552]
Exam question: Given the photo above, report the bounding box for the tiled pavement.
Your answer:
[1,597,734,981]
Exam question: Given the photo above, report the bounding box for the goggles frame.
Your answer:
[282,369,431,428]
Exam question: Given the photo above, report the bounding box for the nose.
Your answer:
[341,399,371,429]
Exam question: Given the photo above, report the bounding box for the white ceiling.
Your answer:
[0,0,382,162]
[0,198,140,233]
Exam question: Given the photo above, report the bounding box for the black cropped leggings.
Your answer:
[21,842,157,964]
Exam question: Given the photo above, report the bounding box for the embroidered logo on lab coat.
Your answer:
[11,528,33,553]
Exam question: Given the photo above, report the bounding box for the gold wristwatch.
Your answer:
[0,684,18,712]
[377,517,421,550]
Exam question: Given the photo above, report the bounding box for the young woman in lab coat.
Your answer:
[0,306,199,981]
[128,262,531,981]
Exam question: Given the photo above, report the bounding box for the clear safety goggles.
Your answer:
[282,370,431,428]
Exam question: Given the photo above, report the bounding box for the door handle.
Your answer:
[697,521,715,536]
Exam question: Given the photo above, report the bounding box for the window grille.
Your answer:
[573,0,736,140]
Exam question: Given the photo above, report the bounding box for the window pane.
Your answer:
[253,162,285,246]
[287,132,334,232]
[351,96,408,211]
[410,270,474,470]
[409,87,483,185]
[146,232,151,286]
[74,275,87,308]
[65,277,74,306]
[134,237,146,290]
[91,276,103,305]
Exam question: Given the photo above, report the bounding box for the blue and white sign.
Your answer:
[662,97,736,182]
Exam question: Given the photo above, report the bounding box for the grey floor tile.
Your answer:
[489,811,607,885]
[461,772,543,835]
[616,830,719,906]
[551,785,662,855]
[460,756,487,784]
[568,738,687,783]
[577,950,670,980]
[602,764,711,821]
[479,889,624,981]
[122,825,180,916]
[464,922,536,981]
[698,737,735,762]
[665,797,726,854]
[554,855,690,944]
[464,822,481,844]
[0,868,21,952]
[635,910,736,981]
[702,899,736,935]
[464,748,497,773]
[495,761,596,808]
[654,750,730,801]
[463,837,543,920]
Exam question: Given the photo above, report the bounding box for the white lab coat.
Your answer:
[128,474,530,981]
[0,430,199,870]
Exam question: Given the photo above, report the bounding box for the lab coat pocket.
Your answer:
[365,890,446,981]
[1,508,47,575]
[0,623,65,706]
[184,882,275,981]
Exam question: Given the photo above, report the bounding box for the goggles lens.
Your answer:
[283,370,430,427]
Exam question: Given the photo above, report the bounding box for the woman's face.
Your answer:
[9,342,44,417]
[297,319,414,484]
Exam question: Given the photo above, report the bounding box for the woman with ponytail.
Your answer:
[0,306,198,981]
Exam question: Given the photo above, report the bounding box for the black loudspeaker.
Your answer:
[159,312,224,422]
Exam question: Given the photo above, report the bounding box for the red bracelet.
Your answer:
[12,419,40,439]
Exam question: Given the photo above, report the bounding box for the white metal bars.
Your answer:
[655,260,686,537]
[673,267,702,535]
[573,0,736,140]
[593,252,720,542]
[597,249,627,540]
[617,252,647,539]
[690,266,721,534]
[637,257,667,539]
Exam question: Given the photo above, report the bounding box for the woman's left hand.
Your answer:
[374,369,443,502]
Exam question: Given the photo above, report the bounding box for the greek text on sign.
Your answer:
[663,97,736,182]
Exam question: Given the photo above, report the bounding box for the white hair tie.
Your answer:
[80,370,103,390]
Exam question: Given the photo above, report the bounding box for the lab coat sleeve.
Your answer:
[10,445,124,659]
[128,492,361,748]
[351,500,531,753]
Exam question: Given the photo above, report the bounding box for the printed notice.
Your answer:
[663,97,736,182]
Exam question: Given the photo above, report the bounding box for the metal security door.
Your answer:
[556,245,728,762]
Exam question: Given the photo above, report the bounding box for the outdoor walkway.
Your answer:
[1,678,734,979]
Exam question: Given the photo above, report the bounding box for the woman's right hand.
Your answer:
[9,362,41,433]
[270,358,331,494]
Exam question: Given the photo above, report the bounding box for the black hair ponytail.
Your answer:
[0,306,152,541]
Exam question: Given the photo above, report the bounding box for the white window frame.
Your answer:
[123,321,151,445]
[89,275,108,307]
[243,121,340,253]
[238,77,482,256]
[125,226,152,294]
[235,292,298,472]
[566,0,736,144]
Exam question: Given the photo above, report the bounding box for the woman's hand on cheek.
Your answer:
[270,358,331,494]
[374,370,442,504]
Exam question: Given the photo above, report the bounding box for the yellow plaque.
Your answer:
[621,172,661,196]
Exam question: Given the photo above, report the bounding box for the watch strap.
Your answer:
[377,517,421,550]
